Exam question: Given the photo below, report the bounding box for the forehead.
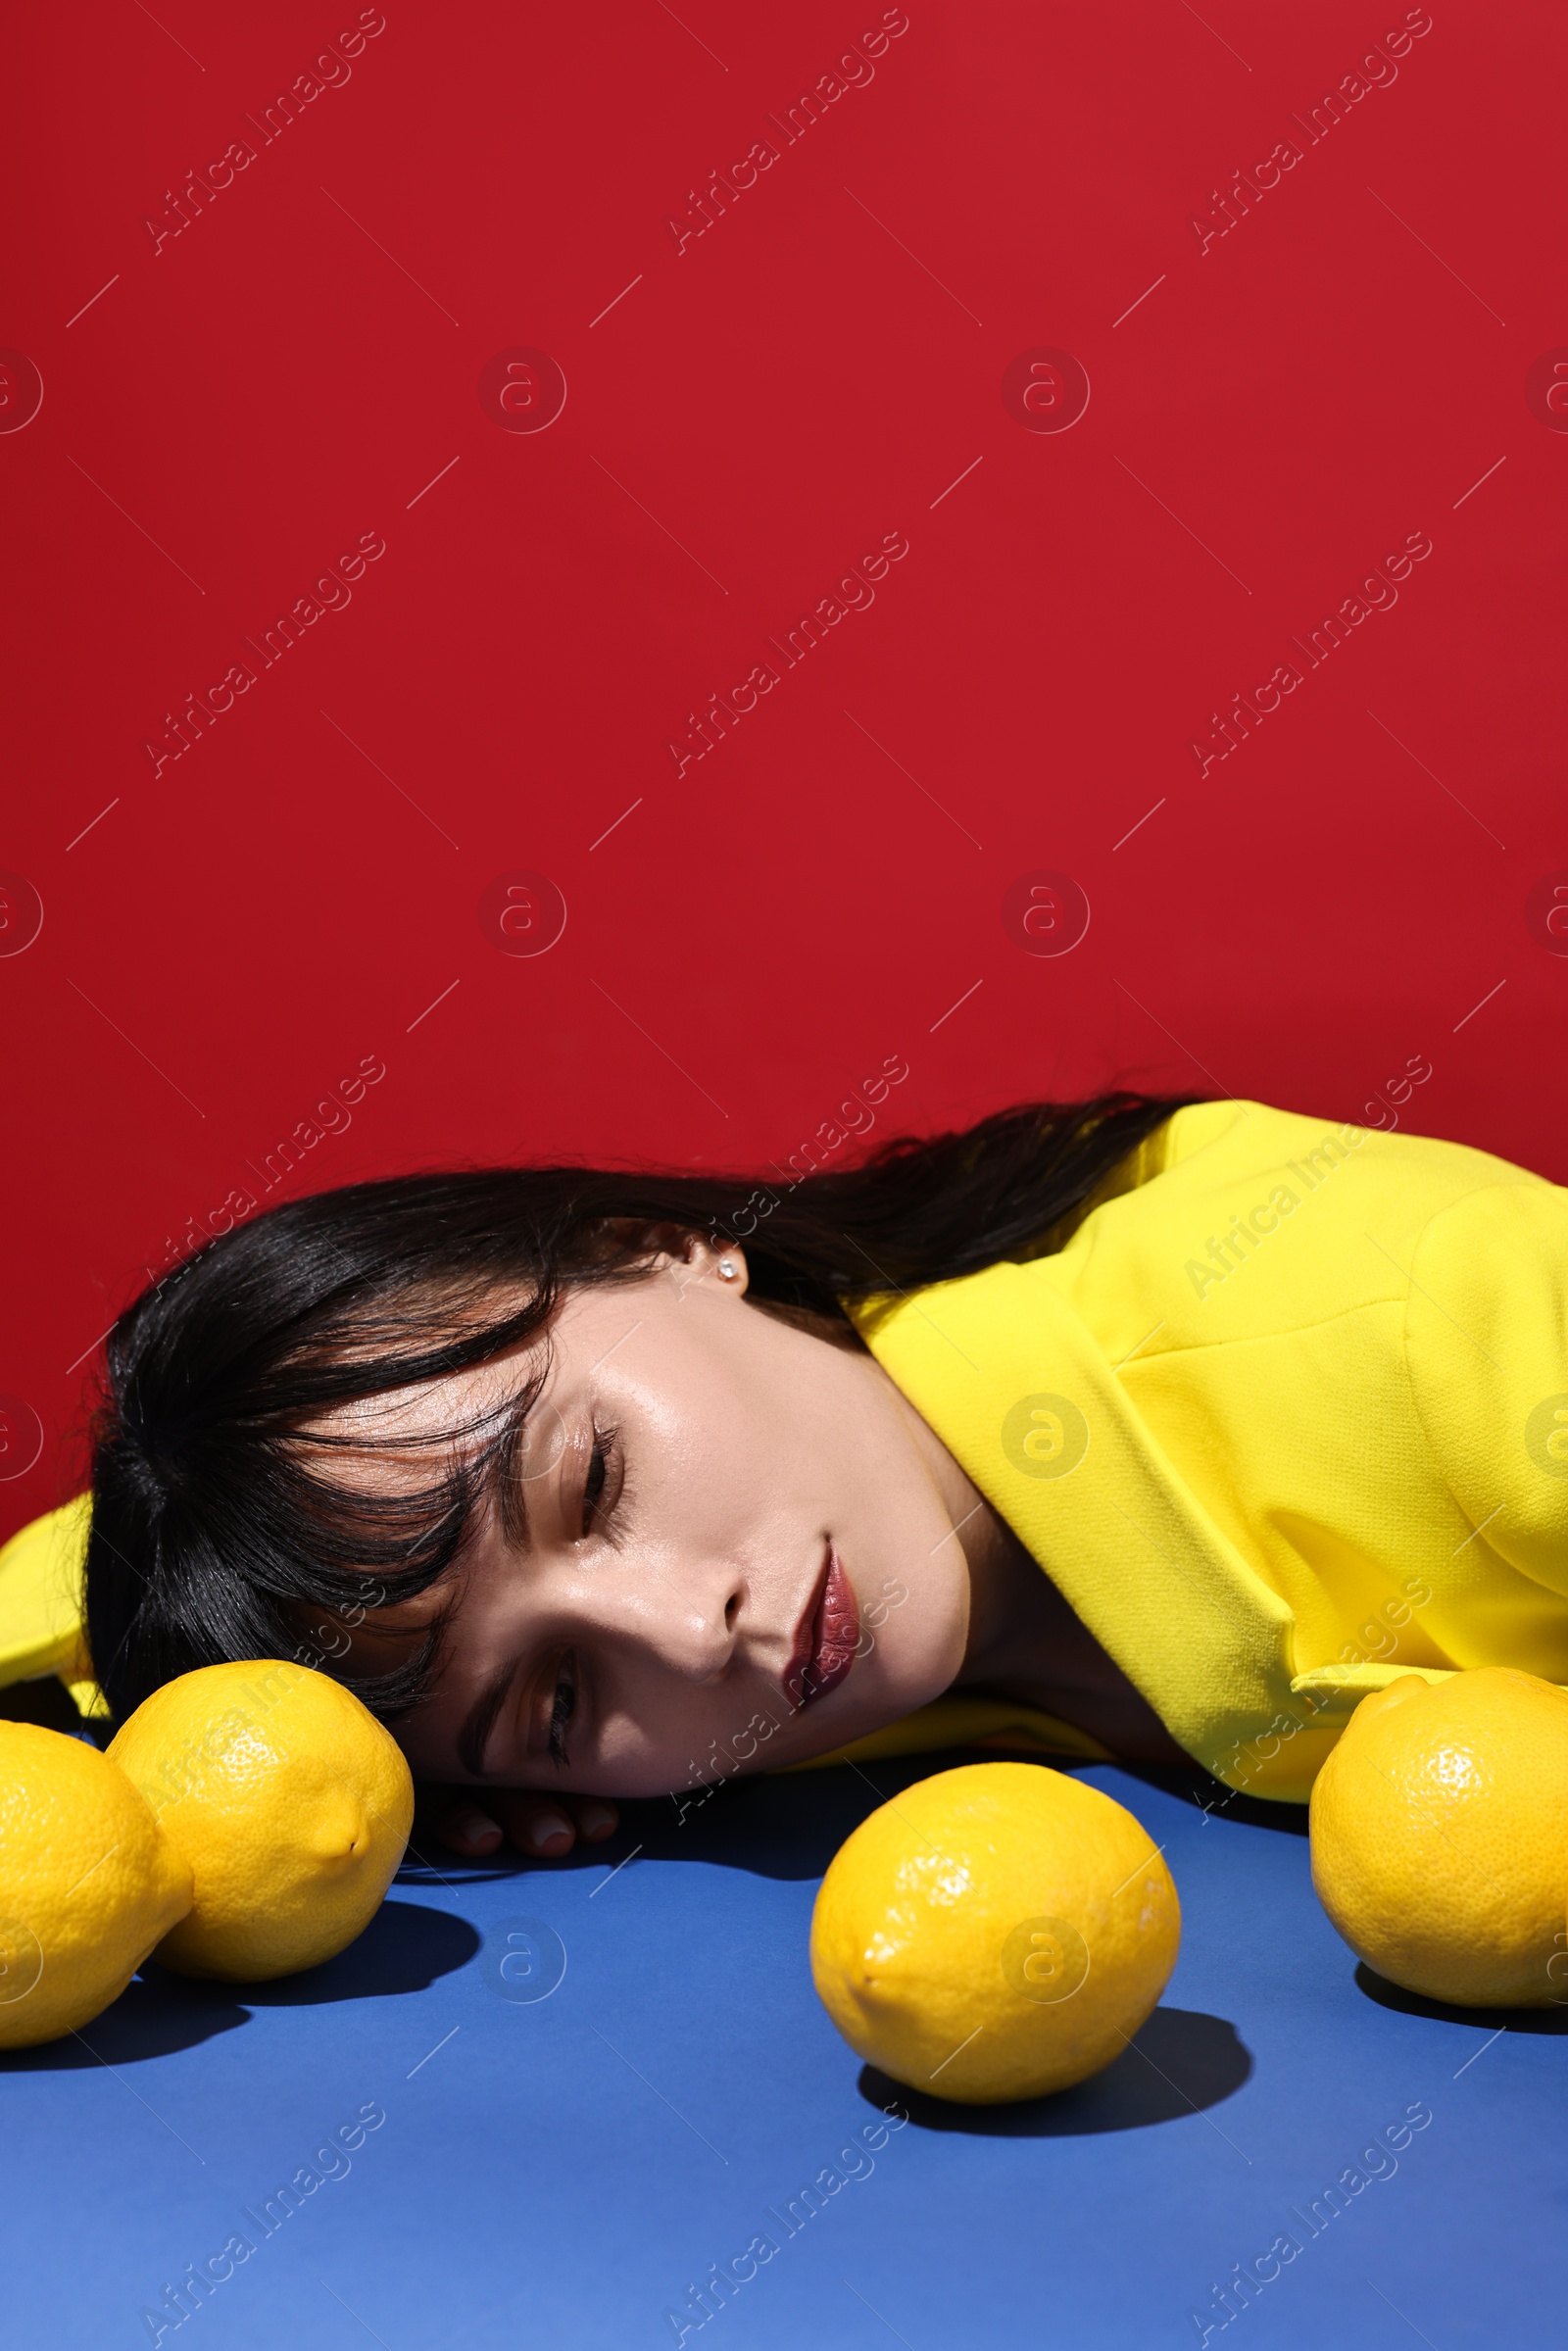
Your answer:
[305,1269,669,1465]
[309,1254,731,1471]
[311,1355,526,1481]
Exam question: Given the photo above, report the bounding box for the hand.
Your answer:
[418,1786,620,1860]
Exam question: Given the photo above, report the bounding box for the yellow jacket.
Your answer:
[828,1100,1568,1800]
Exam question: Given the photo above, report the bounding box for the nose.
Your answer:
[591,1552,747,1686]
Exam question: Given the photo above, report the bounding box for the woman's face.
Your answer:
[333,1240,980,1799]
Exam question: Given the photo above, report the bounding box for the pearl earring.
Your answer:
[716,1258,739,1282]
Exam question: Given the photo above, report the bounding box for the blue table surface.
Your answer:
[5,1752,1562,2351]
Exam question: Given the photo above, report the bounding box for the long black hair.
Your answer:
[84,1091,1189,1727]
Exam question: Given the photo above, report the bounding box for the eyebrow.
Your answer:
[494,1397,536,1554]
[457,1654,520,1780]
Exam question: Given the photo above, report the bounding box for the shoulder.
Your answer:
[1081,1099,1545,1257]
[1401,1182,1568,1587]
[1044,1103,1552,1357]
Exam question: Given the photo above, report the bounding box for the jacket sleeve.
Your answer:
[1400,1178,1568,1602]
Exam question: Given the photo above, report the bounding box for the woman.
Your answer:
[71,1090,1568,1863]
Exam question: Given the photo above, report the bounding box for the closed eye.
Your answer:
[581,1424,621,1538]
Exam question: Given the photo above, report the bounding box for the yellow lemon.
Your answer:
[109,1661,414,1981]
[810,1761,1181,2104]
[0,1722,191,2047]
[1310,1666,1568,2008]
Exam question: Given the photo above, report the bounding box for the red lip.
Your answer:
[784,1544,859,1711]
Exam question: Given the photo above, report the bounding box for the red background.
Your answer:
[2,0,1563,1539]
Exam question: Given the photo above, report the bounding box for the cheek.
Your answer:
[850,1544,969,1709]
[591,1697,753,1797]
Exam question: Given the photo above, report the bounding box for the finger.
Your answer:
[569,1797,618,1841]
[436,1801,505,1858]
[495,1793,576,1856]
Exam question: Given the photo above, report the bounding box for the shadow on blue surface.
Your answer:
[396,1837,614,1887]
[856,2003,1251,2134]
[606,1754,1262,1883]
[399,1760,915,1888]
[395,1753,1313,1901]
[1353,1959,1568,2033]
[0,1898,479,2069]
[1112,1760,1311,1836]
[0,1969,250,2068]
[239,1896,479,2005]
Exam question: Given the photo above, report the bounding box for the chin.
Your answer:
[798,1650,945,1755]
[875,1604,967,1717]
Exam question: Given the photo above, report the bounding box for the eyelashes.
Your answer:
[581,1422,624,1541]
[551,1421,621,1767]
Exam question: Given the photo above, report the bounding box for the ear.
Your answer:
[678,1233,750,1296]
[610,1221,750,1295]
